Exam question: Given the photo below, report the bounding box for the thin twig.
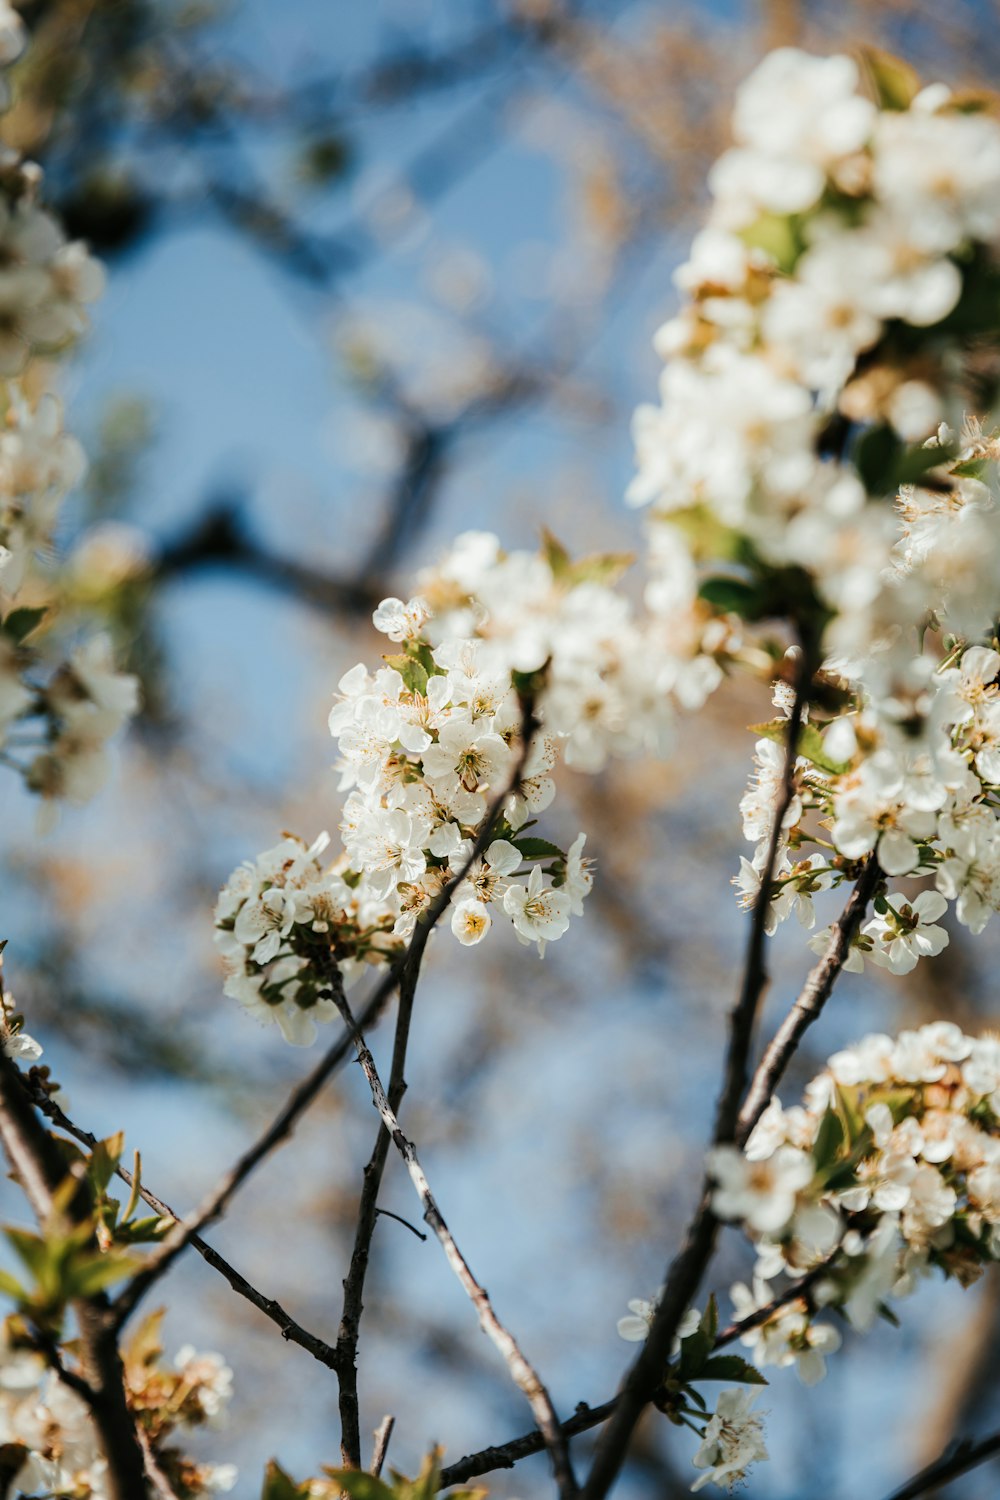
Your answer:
[880,1428,1000,1500]
[579,658,811,1500]
[136,1422,183,1500]
[28,1326,98,1404]
[374,1206,427,1241]
[371,1414,395,1478]
[736,853,881,1145]
[110,691,541,1329]
[334,990,578,1498]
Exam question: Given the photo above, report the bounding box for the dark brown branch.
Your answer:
[335,918,424,1466]
[440,1401,619,1491]
[0,1046,148,1500]
[881,1427,1000,1500]
[334,692,541,1466]
[579,658,811,1500]
[736,853,881,1145]
[333,990,578,1499]
[154,502,382,620]
[374,1206,427,1241]
[111,692,541,1328]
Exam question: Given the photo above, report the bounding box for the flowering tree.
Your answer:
[3,14,1000,1499]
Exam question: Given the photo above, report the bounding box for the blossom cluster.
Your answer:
[712,1021,1000,1370]
[0,13,137,818]
[0,1313,235,1497]
[628,47,1000,598]
[731,631,1000,977]
[219,536,652,1043]
[612,46,1000,959]
[621,1022,1000,1491]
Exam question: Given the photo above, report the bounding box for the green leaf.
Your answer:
[567,552,634,588]
[812,1107,846,1173]
[854,424,957,497]
[121,1152,143,1227]
[861,47,921,110]
[125,1309,166,1372]
[542,529,634,588]
[117,1214,171,1244]
[4,1229,49,1282]
[260,1460,311,1500]
[0,1269,27,1303]
[854,424,902,497]
[323,1473,395,1500]
[88,1132,125,1196]
[64,1252,140,1299]
[2,606,47,643]
[541,528,572,578]
[698,577,761,617]
[512,837,562,860]
[895,442,956,485]
[739,212,804,274]
[748,719,850,777]
[382,654,428,697]
[952,457,989,480]
[697,1354,769,1385]
[678,1297,717,1379]
[834,1083,868,1147]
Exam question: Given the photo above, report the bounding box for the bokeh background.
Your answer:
[3,2,1000,1495]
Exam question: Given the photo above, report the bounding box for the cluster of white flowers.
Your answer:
[0,1321,236,1498]
[217,525,764,1045]
[616,46,1000,962]
[618,1021,1000,1491]
[710,1022,1000,1375]
[731,635,1000,973]
[223,537,686,1042]
[0,21,136,817]
[629,48,1000,573]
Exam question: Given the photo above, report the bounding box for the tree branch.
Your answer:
[0,1046,149,1500]
[881,1427,1000,1500]
[371,1414,395,1478]
[334,691,543,1465]
[736,853,881,1145]
[578,657,811,1500]
[333,988,578,1499]
[335,871,430,1465]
